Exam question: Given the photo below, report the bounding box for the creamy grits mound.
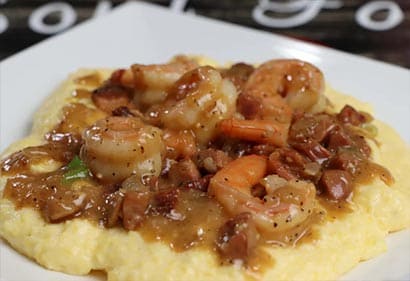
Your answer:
[0,62,409,281]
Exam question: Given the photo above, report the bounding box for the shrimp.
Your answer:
[209,155,316,234]
[160,66,238,145]
[162,129,197,160]
[220,59,326,145]
[220,94,292,146]
[244,59,326,113]
[218,119,288,147]
[80,116,164,183]
[115,56,199,107]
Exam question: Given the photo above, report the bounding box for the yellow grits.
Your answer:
[0,67,409,281]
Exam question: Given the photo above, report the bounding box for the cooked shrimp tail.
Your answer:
[219,119,289,147]
[209,155,316,234]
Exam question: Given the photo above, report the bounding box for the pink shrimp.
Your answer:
[244,59,326,113]
[209,155,316,234]
[81,116,164,183]
[218,119,288,147]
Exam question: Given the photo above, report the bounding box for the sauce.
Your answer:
[317,197,353,221]
[139,188,228,251]
[72,89,92,99]
[74,73,102,88]
[0,64,394,273]
[355,161,394,186]
[3,171,112,223]
[55,103,106,135]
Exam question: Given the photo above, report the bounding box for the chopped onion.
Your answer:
[304,162,321,176]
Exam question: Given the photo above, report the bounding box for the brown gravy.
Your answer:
[0,70,394,273]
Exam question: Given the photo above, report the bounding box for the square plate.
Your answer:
[0,2,409,281]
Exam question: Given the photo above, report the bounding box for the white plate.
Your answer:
[0,2,409,281]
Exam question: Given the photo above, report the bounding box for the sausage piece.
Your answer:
[122,190,150,230]
[92,84,132,113]
[42,191,87,223]
[150,188,180,216]
[267,148,308,180]
[195,149,232,173]
[337,105,368,126]
[216,212,258,262]
[168,159,201,187]
[319,169,353,200]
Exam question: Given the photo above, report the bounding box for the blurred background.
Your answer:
[0,0,409,68]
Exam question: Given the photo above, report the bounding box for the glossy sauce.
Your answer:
[0,66,395,273]
[355,161,394,186]
[3,171,112,223]
[72,89,92,99]
[139,189,228,251]
[56,103,106,135]
[74,73,102,88]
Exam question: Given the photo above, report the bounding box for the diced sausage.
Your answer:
[326,129,352,151]
[185,174,212,192]
[92,84,132,113]
[292,140,331,163]
[236,93,262,119]
[109,69,126,85]
[104,191,124,227]
[216,212,258,262]
[319,169,353,200]
[168,159,201,186]
[150,188,180,215]
[337,105,369,126]
[218,139,253,159]
[42,191,87,223]
[195,149,232,173]
[328,149,363,175]
[351,135,371,158]
[221,63,255,93]
[267,148,308,180]
[122,190,150,230]
[289,114,337,143]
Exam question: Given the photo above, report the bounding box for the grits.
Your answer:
[1,65,410,281]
